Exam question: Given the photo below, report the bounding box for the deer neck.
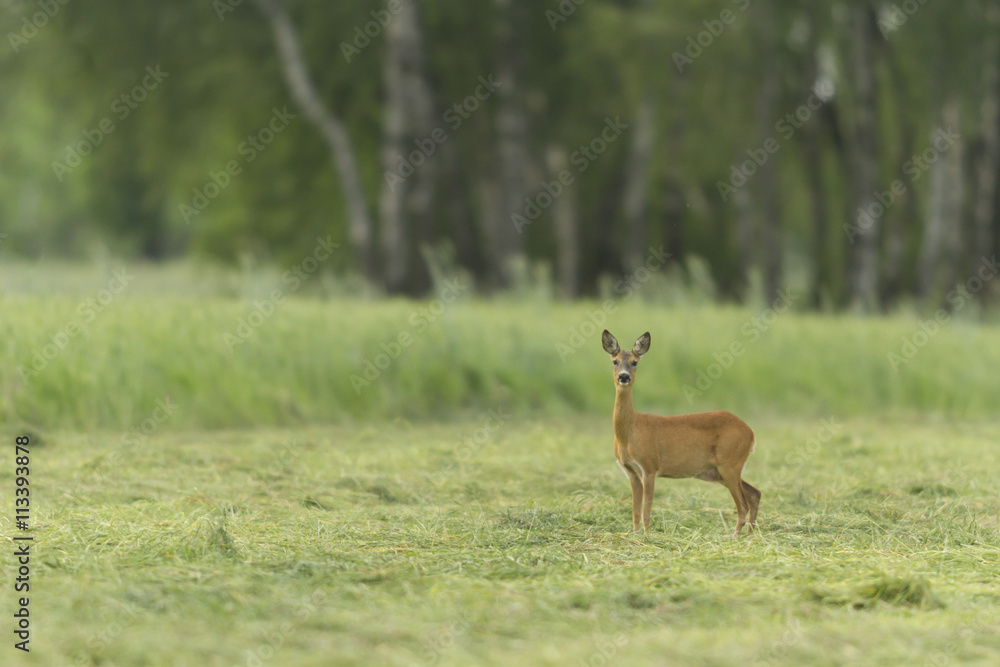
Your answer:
[613,385,637,443]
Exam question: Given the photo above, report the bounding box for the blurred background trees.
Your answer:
[2,0,998,310]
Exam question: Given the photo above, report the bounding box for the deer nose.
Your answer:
[617,373,630,384]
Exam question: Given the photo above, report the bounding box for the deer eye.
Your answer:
[612,359,618,365]
[631,361,637,367]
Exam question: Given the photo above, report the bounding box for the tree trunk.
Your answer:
[622,93,655,269]
[547,146,578,298]
[476,175,505,291]
[756,67,783,304]
[738,0,782,304]
[733,186,756,299]
[441,140,479,278]
[662,179,685,268]
[588,170,627,293]
[814,95,852,307]
[379,13,407,292]
[804,118,830,309]
[972,29,1000,304]
[494,0,528,288]
[918,102,965,304]
[252,0,375,281]
[846,3,881,311]
[880,169,911,310]
[379,0,436,294]
[661,77,687,271]
[941,100,966,298]
[880,44,917,309]
[801,7,830,309]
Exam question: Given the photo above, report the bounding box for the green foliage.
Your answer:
[4,0,994,301]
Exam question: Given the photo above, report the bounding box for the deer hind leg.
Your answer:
[742,481,762,528]
[720,472,748,536]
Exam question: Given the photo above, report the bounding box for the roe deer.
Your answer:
[601,330,760,535]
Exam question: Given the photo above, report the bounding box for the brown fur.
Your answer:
[602,330,761,535]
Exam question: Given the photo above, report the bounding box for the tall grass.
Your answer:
[2,270,999,430]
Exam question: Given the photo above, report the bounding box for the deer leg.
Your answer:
[742,481,761,528]
[722,475,747,536]
[641,472,656,531]
[628,473,643,532]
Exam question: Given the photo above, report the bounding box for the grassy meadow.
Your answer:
[2,261,1000,666]
[3,261,1000,431]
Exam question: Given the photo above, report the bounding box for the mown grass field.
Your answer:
[4,415,1000,666]
[2,262,1000,666]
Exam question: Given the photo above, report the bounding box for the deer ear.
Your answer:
[633,332,651,356]
[602,330,620,355]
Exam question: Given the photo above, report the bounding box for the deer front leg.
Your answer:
[628,473,643,532]
[641,472,656,531]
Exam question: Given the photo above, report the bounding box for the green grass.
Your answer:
[3,272,1000,431]
[3,414,999,666]
[3,264,999,665]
